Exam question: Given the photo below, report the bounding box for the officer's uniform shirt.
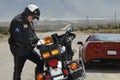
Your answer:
[9,13,37,45]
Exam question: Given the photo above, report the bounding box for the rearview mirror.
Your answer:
[66,24,74,32]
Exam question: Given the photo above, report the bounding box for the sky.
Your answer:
[0,0,120,22]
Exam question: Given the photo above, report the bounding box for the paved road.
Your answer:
[0,31,120,80]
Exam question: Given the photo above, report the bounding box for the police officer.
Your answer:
[8,4,44,80]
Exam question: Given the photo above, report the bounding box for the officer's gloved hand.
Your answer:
[29,37,39,47]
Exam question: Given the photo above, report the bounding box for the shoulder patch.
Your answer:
[15,27,20,32]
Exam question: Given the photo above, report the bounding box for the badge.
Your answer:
[24,24,28,28]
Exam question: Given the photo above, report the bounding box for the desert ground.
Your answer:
[0,31,120,80]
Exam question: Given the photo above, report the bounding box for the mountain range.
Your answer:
[0,0,120,21]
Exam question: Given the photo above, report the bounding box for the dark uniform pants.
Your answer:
[10,45,44,80]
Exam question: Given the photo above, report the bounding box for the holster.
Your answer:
[8,38,34,50]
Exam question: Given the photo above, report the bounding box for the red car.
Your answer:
[78,33,120,66]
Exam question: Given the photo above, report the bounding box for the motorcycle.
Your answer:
[35,24,85,80]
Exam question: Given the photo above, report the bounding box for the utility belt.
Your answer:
[8,38,33,49]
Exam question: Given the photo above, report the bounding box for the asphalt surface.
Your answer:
[0,31,120,80]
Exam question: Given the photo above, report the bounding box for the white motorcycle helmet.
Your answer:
[24,4,40,20]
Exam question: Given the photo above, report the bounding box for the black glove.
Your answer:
[29,37,39,47]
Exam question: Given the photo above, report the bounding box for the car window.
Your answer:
[87,34,120,42]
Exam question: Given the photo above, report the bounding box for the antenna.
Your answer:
[86,16,89,27]
[114,10,117,27]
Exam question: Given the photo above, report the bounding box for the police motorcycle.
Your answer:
[35,25,85,80]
